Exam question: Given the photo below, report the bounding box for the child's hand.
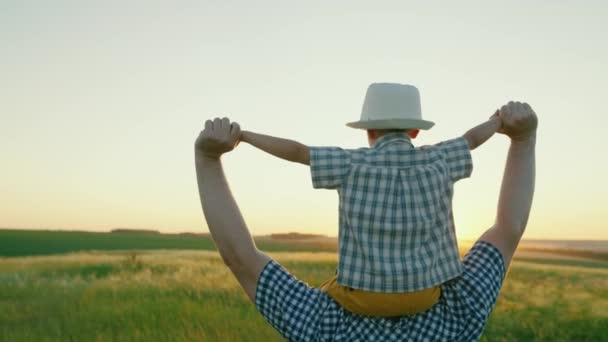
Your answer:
[489,109,503,133]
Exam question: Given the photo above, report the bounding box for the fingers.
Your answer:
[500,104,510,117]
[211,117,232,132]
[205,117,230,132]
[213,117,222,131]
[501,101,534,112]
[522,102,534,115]
[230,122,241,142]
[197,116,241,156]
[516,101,525,113]
[204,116,240,139]
[501,101,529,118]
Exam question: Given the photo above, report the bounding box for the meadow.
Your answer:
[0,229,335,257]
[1,230,607,341]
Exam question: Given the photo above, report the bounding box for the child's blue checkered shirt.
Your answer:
[310,133,473,292]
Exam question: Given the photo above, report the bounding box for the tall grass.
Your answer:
[1,250,607,341]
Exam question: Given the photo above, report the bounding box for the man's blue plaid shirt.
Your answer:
[309,133,473,292]
[256,241,505,341]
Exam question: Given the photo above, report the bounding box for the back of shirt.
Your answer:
[309,133,473,292]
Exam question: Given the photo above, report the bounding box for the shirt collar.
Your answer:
[372,132,413,149]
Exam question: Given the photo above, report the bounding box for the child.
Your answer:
[240,83,502,317]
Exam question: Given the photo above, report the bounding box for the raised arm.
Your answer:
[479,102,538,268]
[241,130,310,165]
[195,118,271,302]
[463,112,503,150]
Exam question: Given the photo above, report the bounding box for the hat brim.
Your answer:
[346,119,435,130]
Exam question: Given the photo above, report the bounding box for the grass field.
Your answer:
[0,229,336,257]
[1,230,607,341]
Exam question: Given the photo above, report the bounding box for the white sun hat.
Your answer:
[346,83,435,130]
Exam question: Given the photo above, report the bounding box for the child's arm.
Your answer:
[241,131,310,165]
[463,111,503,150]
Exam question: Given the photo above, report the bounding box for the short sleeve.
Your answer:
[460,241,506,322]
[255,260,329,341]
[436,137,473,182]
[309,146,352,189]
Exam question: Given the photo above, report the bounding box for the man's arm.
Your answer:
[195,118,271,302]
[478,102,538,268]
[241,130,310,165]
[463,112,503,150]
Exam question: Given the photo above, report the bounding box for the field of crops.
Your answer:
[1,230,607,341]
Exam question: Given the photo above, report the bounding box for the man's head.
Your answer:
[367,129,419,147]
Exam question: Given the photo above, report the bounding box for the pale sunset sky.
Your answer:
[1,1,607,240]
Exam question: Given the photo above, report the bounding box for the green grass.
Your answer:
[514,257,608,269]
[0,229,334,257]
[1,230,607,341]
[0,229,216,257]
[0,250,289,341]
[1,251,606,341]
[482,264,608,341]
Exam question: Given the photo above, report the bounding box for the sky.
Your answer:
[1,1,607,240]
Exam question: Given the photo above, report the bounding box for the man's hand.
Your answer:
[497,101,538,141]
[195,117,241,159]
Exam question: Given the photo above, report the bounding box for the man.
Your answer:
[194,101,537,341]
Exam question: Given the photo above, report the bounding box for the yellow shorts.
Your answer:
[319,275,440,318]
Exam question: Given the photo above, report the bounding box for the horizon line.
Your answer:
[1,227,607,242]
